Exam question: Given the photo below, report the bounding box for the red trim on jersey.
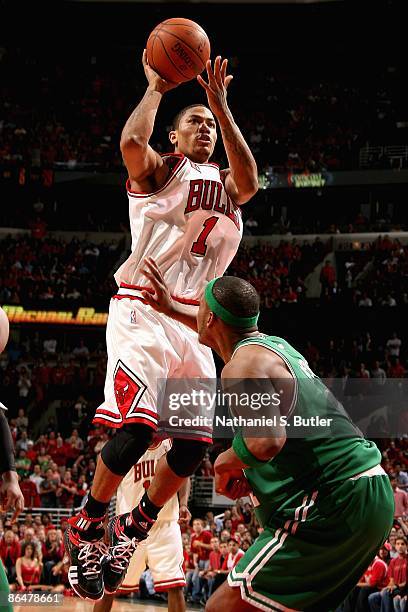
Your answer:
[95,406,158,420]
[93,416,158,430]
[155,580,186,591]
[118,583,140,592]
[155,577,186,585]
[173,295,200,306]
[117,283,200,306]
[127,156,187,198]
[120,283,154,293]
[112,294,148,304]
[177,434,213,443]
[119,578,186,593]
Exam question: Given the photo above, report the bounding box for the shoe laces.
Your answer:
[77,540,108,579]
[109,531,138,573]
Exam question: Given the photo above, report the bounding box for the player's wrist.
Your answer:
[147,82,168,95]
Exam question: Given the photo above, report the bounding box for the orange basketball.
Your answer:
[146,18,210,84]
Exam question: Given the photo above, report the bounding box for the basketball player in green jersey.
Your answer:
[139,258,394,612]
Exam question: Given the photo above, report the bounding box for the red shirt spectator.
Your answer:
[221,540,245,570]
[19,477,41,508]
[0,532,21,568]
[320,261,336,287]
[391,478,408,518]
[191,519,212,562]
[387,550,408,586]
[364,554,388,589]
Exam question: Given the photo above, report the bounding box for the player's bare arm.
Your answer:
[197,56,258,205]
[214,352,292,498]
[178,477,192,526]
[120,50,179,192]
[140,257,198,331]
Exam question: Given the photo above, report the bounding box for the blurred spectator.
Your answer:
[391,477,408,520]
[387,333,402,358]
[368,537,408,612]
[0,530,21,582]
[10,543,42,592]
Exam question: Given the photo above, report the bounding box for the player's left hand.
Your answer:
[178,504,192,526]
[0,471,25,523]
[140,257,174,316]
[197,56,233,118]
[214,450,251,499]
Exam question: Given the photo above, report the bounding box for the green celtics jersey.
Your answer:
[232,335,382,526]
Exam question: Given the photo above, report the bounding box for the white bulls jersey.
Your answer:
[116,439,179,522]
[114,153,243,301]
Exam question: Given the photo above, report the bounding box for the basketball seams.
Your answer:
[147,29,160,73]
[156,36,190,82]
[158,28,207,69]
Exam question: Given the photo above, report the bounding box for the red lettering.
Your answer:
[225,195,240,230]
[212,182,225,213]
[142,462,150,478]
[201,180,212,210]
[185,179,203,213]
[191,217,219,256]
[134,464,142,482]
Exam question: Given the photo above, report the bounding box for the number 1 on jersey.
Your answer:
[191,216,219,256]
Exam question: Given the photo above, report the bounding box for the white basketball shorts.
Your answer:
[119,519,186,593]
[93,284,216,442]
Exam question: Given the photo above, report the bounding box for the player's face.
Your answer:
[171,106,217,163]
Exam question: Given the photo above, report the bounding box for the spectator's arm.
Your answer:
[15,558,25,589]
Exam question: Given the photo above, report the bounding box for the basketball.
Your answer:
[146,18,210,84]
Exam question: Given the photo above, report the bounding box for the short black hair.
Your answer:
[212,276,260,324]
[172,104,211,130]
[228,538,238,545]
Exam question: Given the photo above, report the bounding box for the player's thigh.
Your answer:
[146,522,186,589]
[104,300,181,420]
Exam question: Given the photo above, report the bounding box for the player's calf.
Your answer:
[103,439,208,594]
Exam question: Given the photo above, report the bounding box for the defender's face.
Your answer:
[197,297,213,347]
[171,106,217,163]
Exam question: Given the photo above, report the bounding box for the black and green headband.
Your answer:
[204,278,259,328]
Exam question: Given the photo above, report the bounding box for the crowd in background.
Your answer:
[0,234,121,310]
[1,400,408,610]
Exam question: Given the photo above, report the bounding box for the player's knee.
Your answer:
[101,424,154,476]
[166,438,209,477]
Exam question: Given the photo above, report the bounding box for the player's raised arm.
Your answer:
[197,56,258,205]
[120,50,179,188]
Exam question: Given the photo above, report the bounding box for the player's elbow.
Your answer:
[250,436,286,461]
[236,179,259,205]
[120,135,148,154]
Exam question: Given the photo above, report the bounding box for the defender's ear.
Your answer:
[169,130,177,145]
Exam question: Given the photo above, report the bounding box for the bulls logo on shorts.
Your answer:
[113,360,147,420]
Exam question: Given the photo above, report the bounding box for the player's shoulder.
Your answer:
[225,342,289,377]
[160,152,186,173]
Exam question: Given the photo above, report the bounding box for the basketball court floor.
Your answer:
[13,599,200,611]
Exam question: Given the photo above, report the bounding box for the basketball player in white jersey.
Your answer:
[66,51,258,601]
[93,438,189,612]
